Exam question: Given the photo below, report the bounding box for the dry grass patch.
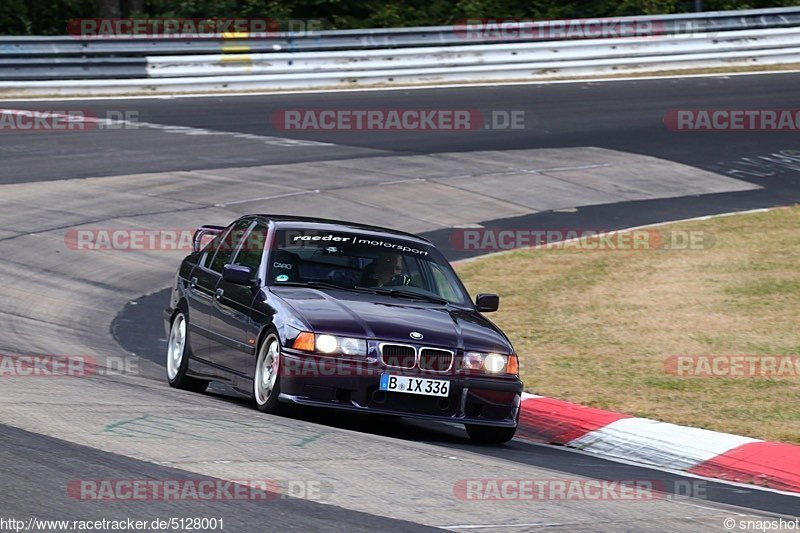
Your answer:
[456,206,800,443]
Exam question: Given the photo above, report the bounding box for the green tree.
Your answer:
[2,0,800,34]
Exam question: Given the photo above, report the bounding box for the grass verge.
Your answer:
[456,206,800,443]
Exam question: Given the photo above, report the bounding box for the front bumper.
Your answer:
[278,350,523,427]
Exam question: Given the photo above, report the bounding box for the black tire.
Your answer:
[166,310,209,393]
[253,331,283,414]
[465,424,517,444]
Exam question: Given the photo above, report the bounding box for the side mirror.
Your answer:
[222,264,253,285]
[475,293,499,312]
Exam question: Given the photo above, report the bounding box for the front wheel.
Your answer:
[166,311,209,393]
[254,332,283,414]
[465,423,517,444]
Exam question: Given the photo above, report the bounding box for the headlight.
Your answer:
[462,351,518,375]
[483,353,506,373]
[316,334,338,354]
[463,351,484,370]
[293,332,367,356]
[339,337,366,356]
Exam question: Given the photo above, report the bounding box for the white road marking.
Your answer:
[217,189,319,206]
[0,108,334,147]
[568,417,760,471]
[521,392,543,400]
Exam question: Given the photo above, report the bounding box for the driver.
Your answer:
[361,252,410,287]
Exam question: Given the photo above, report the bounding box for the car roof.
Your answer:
[249,214,433,245]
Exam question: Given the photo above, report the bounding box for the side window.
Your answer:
[199,226,232,269]
[233,223,269,281]
[428,262,460,302]
[209,219,253,274]
[403,256,425,289]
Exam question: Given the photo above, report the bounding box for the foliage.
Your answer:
[1,0,799,35]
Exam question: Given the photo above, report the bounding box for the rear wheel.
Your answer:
[465,423,517,444]
[166,311,209,393]
[254,332,283,414]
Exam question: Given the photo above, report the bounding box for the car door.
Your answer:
[189,219,253,369]
[210,221,269,376]
[184,223,235,361]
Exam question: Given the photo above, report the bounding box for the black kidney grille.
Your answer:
[381,344,416,369]
[419,348,454,372]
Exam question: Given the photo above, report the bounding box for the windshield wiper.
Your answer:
[276,282,449,304]
[274,281,365,293]
[355,287,449,305]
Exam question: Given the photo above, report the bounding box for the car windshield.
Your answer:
[267,228,471,306]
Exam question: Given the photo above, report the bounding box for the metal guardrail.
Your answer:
[144,27,800,78]
[0,57,147,80]
[0,7,799,94]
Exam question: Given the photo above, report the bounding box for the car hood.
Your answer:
[271,287,513,354]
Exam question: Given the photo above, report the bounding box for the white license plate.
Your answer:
[379,374,450,397]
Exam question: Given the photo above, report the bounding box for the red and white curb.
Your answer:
[518,392,800,493]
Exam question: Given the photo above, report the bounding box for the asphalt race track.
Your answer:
[1,73,799,531]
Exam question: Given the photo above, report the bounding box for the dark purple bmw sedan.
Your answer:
[164,215,523,443]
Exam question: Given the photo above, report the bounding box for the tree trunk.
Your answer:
[123,0,145,16]
[96,0,121,18]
